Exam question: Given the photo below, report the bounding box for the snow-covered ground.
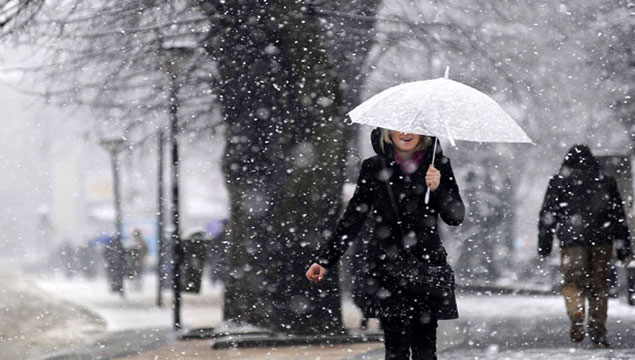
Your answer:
[443,348,635,360]
[35,273,224,332]
[0,270,105,359]
[438,294,635,360]
[115,292,635,360]
[6,267,635,360]
[33,273,368,333]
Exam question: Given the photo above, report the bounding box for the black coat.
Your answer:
[538,145,632,260]
[316,129,465,319]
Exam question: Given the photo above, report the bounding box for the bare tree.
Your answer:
[7,1,216,140]
[8,0,381,334]
[0,0,43,38]
[590,1,635,147]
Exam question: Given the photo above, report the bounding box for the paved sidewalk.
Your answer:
[35,274,223,332]
[34,274,391,359]
[122,341,384,360]
[31,272,635,360]
[0,271,105,360]
[34,274,223,359]
[117,319,463,360]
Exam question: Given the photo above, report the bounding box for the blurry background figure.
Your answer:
[55,241,100,279]
[103,235,125,296]
[58,240,77,279]
[181,228,210,293]
[126,228,149,291]
[206,219,228,287]
[76,244,98,279]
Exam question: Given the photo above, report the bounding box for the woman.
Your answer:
[306,128,465,359]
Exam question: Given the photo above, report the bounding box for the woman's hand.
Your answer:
[426,165,441,191]
[306,263,326,282]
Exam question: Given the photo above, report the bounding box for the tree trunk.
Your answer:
[200,0,370,334]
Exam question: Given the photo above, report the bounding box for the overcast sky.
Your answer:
[0,44,69,259]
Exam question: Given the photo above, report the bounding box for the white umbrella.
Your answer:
[348,75,532,146]
[348,69,532,202]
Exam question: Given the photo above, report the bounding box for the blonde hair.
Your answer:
[380,129,433,153]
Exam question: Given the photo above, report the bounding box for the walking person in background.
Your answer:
[104,235,125,296]
[128,228,149,291]
[207,219,229,286]
[538,144,633,348]
[306,128,465,359]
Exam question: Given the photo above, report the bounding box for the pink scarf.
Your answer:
[394,151,424,175]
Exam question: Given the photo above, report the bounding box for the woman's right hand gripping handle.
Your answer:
[306,263,327,283]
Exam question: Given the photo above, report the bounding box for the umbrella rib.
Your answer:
[412,108,423,134]
[444,117,456,147]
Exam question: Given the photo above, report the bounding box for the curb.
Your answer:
[210,332,383,350]
[40,328,174,360]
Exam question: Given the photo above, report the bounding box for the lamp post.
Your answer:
[162,43,196,330]
[100,137,127,297]
[156,129,165,307]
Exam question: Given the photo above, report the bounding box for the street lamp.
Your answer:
[156,129,166,307]
[161,41,196,330]
[99,137,127,297]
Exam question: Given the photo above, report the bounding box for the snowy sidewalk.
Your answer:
[33,274,389,359]
[441,294,635,360]
[0,270,105,360]
[35,274,223,332]
[34,273,635,360]
[33,274,224,359]
[342,294,635,360]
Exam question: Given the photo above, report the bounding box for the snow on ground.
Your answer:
[444,348,635,360]
[0,269,105,359]
[116,291,635,360]
[34,274,368,333]
[438,293,635,360]
[35,273,224,332]
[10,268,635,360]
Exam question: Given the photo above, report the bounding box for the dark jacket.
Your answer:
[538,145,632,260]
[316,128,465,319]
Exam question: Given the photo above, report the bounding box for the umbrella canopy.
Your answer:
[348,78,532,145]
[88,234,112,247]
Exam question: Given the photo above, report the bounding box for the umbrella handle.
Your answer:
[424,138,439,204]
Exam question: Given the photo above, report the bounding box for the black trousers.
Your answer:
[381,314,438,360]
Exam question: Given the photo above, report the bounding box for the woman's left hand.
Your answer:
[426,165,441,191]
